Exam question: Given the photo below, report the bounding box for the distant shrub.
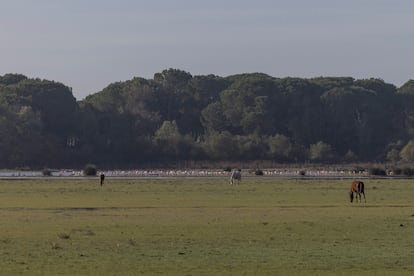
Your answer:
[392,167,402,175]
[368,167,386,176]
[83,164,97,176]
[402,167,414,176]
[255,169,264,176]
[42,168,52,176]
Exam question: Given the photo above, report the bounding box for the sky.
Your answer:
[1,0,414,100]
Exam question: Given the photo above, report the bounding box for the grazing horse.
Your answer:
[349,180,366,203]
[229,169,242,185]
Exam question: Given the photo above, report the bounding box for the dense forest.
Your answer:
[2,69,414,169]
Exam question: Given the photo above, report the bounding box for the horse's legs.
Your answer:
[361,191,366,203]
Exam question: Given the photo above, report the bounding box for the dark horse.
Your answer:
[349,180,366,203]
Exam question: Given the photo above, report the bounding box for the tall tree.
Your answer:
[280,78,324,145]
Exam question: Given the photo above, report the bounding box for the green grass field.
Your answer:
[0,176,413,275]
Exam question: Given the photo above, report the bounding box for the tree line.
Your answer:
[2,69,414,169]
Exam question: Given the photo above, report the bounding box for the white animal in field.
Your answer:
[229,169,242,185]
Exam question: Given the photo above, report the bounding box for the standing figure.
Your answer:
[100,173,105,187]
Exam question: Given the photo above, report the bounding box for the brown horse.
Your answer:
[349,180,366,203]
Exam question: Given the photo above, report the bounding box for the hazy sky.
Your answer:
[1,0,414,99]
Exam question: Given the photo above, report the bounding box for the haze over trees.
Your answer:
[1,69,414,168]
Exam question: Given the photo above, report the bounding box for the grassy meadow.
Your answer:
[0,176,413,275]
